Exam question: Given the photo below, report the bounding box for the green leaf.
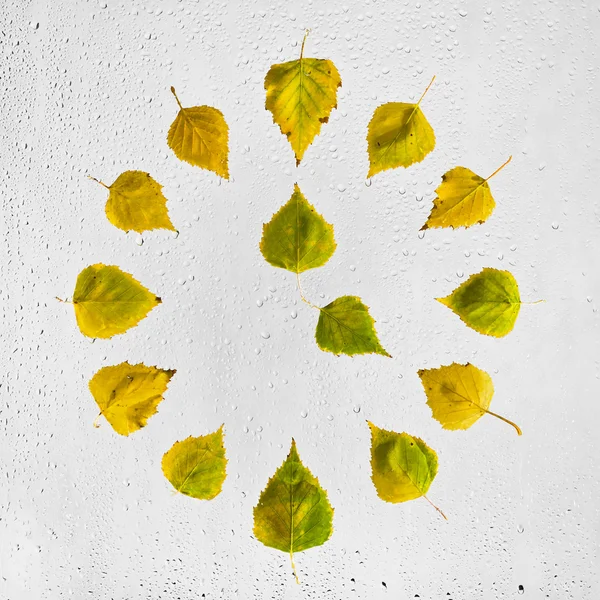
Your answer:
[265,33,342,165]
[366,77,436,178]
[72,264,161,339]
[368,422,445,518]
[162,426,227,500]
[259,184,336,273]
[253,439,334,583]
[89,362,176,436]
[437,267,521,338]
[97,170,176,234]
[167,87,229,179]
[418,362,522,435]
[315,296,390,357]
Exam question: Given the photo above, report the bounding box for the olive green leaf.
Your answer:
[316,296,390,357]
[253,439,334,583]
[437,267,521,338]
[162,426,227,500]
[259,183,336,273]
[418,362,522,435]
[70,264,161,339]
[366,76,436,178]
[167,87,229,179]
[421,157,512,230]
[368,422,446,519]
[89,171,176,234]
[265,31,342,165]
[89,362,176,436]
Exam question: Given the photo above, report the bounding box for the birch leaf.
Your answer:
[418,362,522,435]
[72,264,161,339]
[162,426,227,500]
[316,296,390,357]
[265,33,341,165]
[368,422,446,519]
[437,267,521,338]
[88,362,175,436]
[260,184,336,273]
[167,87,229,179]
[253,439,334,583]
[367,76,436,178]
[93,171,175,234]
[421,157,512,230]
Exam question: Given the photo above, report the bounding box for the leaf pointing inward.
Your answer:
[316,296,391,357]
[259,183,336,273]
[90,171,176,234]
[421,157,512,230]
[253,439,334,583]
[89,362,175,436]
[437,267,521,338]
[162,426,227,500]
[366,76,436,178]
[418,362,522,435]
[167,87,229,179]
[368,422,446,519]
[265,31,342,165]
[72,264,161,339]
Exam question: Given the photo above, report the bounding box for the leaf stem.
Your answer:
[93,413,102,428]
[87,175,109,190]
[484,409,522,436]
[423,495,448,520]
[55,296,71,303]
[296,272,320,310]
[300,29,310,60]
[521,299,545,305]
[485,155,512,182]
[170,86,183,110]
[290,550,300,584]
[416,75,436,107]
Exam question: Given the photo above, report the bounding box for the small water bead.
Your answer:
[353,405,361,414]
[256,299,263,307]
[551,222,559,230]
[349,265,356,272]
[135,236,144,246]
[260,331,270,339]
[517,524,525,533]
[290,310,297,319]
[300,410,308,418]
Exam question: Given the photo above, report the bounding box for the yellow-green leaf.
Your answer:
[260,184,336,273]
[253,439,334,583]
[421,157,512,230]
[437,267,521,338]
[162,426,227,500]
[366,77,436,178]
[72,264,161,339]
[264,34,341,165]
[368,422,445,518]
[418,362,522,435]
[315,296,390,357]
[96,171,175,234]
[167,87,229,179]
[89,362,176,436]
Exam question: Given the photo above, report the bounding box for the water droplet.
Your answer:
[551,222,559,230]
[518,584,525,594]
[260,331,270,339]
[290,310,298,319]
[517,524,524,533]
[353,405,361,413]
[300,410,308,418]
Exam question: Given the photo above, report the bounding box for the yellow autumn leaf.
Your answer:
[167,87,229,179]
[366,76,436,178]
[368,422,446,519]
[421,157,512,230]
[418,362,522,435]
[88,362,176,436]
[89,171,175,234]
[265,31,342,165]
[162,426,227,500]
[71,264,161,338]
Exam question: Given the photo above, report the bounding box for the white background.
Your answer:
[2,0,599,598]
